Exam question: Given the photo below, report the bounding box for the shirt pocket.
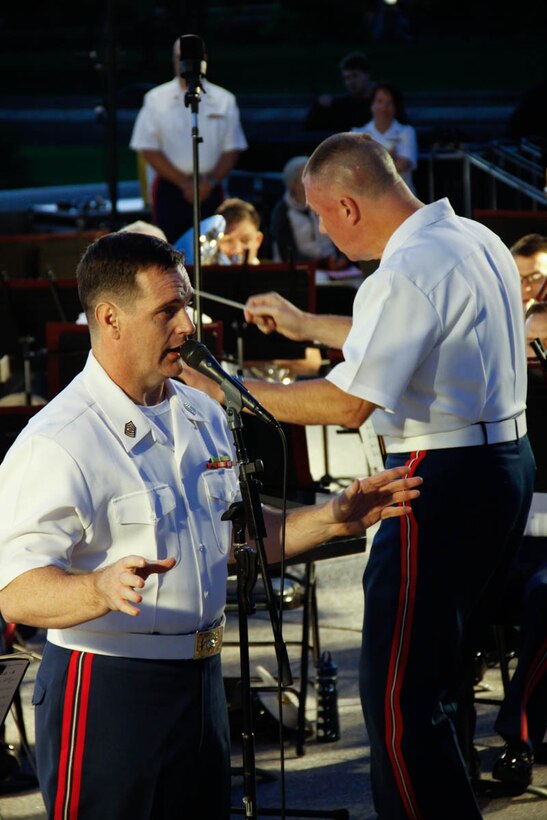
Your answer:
[110,485,177,561]
[200,469,239,554]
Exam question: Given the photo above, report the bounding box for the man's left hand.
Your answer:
[331,467,422,532]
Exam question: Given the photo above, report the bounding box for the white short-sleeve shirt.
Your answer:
[130,78,248,175]
[352,119,417,190]
[0,354,239,658]
[327,199,527,439]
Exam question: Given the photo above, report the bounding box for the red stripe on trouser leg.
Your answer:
[67,653,94,819]
[53,652,94,820]
[384,451,426,820]
[54,652,81,820]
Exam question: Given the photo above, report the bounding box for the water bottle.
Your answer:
[315,650,340,742]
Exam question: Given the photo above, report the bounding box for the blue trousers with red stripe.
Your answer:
[33,643,231,820]
[359,438,535,820]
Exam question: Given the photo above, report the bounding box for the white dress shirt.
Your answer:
[0,354,239,658]
[130,77,248,175]
[327,199,527,441]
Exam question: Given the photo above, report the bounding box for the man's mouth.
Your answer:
[163,347,182,362]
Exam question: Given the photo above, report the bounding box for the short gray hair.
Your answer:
[304,133,399,198]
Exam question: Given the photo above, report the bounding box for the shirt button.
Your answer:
[203,589,209,598]
[199,543,206,552]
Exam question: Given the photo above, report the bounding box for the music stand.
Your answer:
[187,262,315,364]
[0,278,82,372]
[0,654,31,730]
[0,635,37,796]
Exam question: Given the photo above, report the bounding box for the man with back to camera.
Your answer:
[183,132,536,818]
[0,230,422,819]
[130,37,248,243]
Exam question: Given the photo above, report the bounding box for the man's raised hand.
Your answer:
[331,466,423,533]
[244,292,307,341]
[94,555,177,617]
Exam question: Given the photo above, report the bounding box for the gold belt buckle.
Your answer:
[193,624,224,659]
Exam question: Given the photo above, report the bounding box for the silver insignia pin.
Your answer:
[124,420,137,438]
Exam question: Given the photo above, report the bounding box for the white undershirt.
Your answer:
[140,399,174,449]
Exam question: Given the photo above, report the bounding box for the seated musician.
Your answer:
[215,198,264,265]
[175,199,321,379]
[173,198,263,266]
[511,233,547,312]
[491,300,547,789]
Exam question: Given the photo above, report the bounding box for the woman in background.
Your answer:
[352,81,417,192]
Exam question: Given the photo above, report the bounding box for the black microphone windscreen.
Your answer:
[180,339,280,428]
[179,35,207,79]
[180,338,208,369]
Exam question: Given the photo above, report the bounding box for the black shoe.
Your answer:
[492,741,533,788]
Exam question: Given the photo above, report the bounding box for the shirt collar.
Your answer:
[369,119,403,138]
[381,198,455,265]
[81,353,209,452]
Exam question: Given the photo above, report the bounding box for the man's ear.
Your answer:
[255,230,264,250]
[340,196,360,226]
[95,301,121,339]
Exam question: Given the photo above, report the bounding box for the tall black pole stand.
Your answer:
[222,391,291,820]
[222,391,348,819]
[103,0,119,229]
[224,501,258,819]
[185,87,203,341]
[225,404,293,689]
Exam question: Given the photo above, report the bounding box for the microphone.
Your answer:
[180,339,280,428]
[178,34,207,91]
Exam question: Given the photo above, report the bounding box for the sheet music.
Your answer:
[0,653,31,728]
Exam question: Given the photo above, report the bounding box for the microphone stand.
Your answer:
[221,381,292,820]
[222,387,349,820]
[184,77,204,342]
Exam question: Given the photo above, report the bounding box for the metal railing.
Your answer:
[462,150,547,215]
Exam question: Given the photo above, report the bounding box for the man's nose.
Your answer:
[180,308,196,335]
